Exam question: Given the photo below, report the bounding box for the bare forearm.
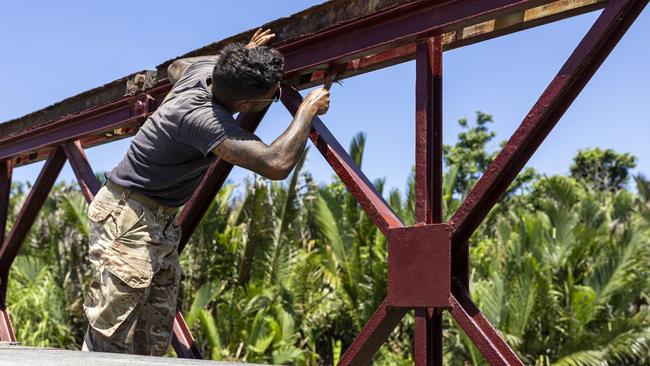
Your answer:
[267,103,318,173]
[212,88,329,180]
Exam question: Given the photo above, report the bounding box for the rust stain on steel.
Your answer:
[415,37,443,225]
[0,161,14,343]
[0,71,156,140]
[0,91,160,165]
[157,0,424,79]
[0,0,645,363]
[1,0,608,147]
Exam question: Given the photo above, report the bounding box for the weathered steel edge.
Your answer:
[0,0,609,144]
[156,0,426,78]
[0,0,414,138]
[0,70,156,139]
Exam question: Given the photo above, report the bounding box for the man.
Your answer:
[81,29,330,355]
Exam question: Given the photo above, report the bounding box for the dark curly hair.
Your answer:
[212,43,284,103]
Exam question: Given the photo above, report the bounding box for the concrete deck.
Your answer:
[0,343,268,366]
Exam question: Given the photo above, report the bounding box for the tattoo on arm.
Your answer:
[213,104,317,180]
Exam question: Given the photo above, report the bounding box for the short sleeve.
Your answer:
[171,59,217,93]
[177,103,238,157]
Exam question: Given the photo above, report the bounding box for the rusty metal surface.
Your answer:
[0,0,646,364]
[0,0,609,153]
[414,36,444,366]
[0,161,14,343]
[415,308,443,366]
[0,71,156,141]
[0,0,417,140]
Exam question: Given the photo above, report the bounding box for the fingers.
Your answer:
[305,88,330,115]
[248,29,275,48]
[257,34,275,46]
[257,29,272,37]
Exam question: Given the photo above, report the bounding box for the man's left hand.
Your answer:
[246,28,275,48]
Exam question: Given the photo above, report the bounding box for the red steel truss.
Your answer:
[0,0,646,364]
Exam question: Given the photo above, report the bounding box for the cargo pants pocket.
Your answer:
[83,265,149,338]
[84,186,155,338]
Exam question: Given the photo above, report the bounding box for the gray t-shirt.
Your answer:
[107,59,237,207]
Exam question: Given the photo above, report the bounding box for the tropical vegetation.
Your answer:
[4,112,649,365]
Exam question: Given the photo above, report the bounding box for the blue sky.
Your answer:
[1,1,648,195]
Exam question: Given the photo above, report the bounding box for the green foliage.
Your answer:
[4,120,648,366]
[443,111,497,196]
[570,148,637,192]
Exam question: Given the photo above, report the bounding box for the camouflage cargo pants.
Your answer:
[81,184,182,356]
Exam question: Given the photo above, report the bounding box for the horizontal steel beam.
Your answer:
[0,84,170,165]
[0,1,610,165]
[280,0,559,76]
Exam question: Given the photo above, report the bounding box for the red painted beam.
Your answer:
[280,0,551,76]
[0,96,153,162]
[414,36,444,366]
[414,37,443,226]
[63,140,101,202]
[0,161,12,260]
[0,306,15,342]
[338,300,407,366]
[0,148,66,274]
[0,160,15,342]
[448,0,649,247]
[449,285,524,366]
[281,87,404,236]
[0,148,65,343]
[176,108,269,254]
[171,311,203,359]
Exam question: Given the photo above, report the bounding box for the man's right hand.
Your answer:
[302,88,330,115]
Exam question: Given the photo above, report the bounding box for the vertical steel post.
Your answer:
[414,36,443,366]
[0,160,15,342]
